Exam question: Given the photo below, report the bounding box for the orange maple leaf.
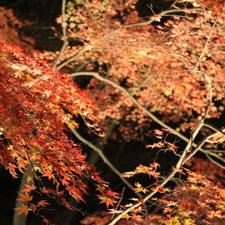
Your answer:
[42,170,55,180]
[22,183,36,193]
[17,192,33,202]
[41,215,50,225]
[37,200,49,208]
[15,204,30,216]
[98,195,115,208]
[61,198,73,210]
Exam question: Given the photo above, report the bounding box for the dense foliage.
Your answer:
[0,0,225,224]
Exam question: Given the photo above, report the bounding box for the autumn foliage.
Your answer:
[0,0,225,225]
[0,8,108,221]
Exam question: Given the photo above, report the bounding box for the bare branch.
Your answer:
[108,90,211,225]
[184,132,224,164]
[69,71,190,142]
[191,7,223,71]
[68,69,225,224]
[110,187,125,220]
[56,45,92,70]
[205,154,225,170]
[66,123,141,197]
[53,0,68,68]
[106,125,223,224]
[69,71,214,153]
[204,123,225,136]
[123,8,198,28]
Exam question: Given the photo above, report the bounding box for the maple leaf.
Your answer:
[207,210,223,219]
[154,129,164,139]
[22,183,36,193]
[40,187,50,194]
[131,213,143,221]
[166,142,178,151]
[37,200,49,208]
[30,203,36,213]
[105,189,120,199]
[163,207,173,214]
[61,197,73,210]
[42,170,55,180]
[15,204,30,216]
[146,142,164,149]
[17,192,33,202]
[219,189,225,200]
[41,215,50,225]
[122,213,131,220]
[98,195,115,208]
[8,163,17,178]
[134,182,148,194]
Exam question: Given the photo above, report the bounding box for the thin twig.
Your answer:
[110,187,125,220]
[184,132,223,164]
[69,71,189,142]
[123,8,198,28]
[66,123,141,197]
[205,154,225,169]
[204,123,225,136]
[56,45,92,70]
[205,151,225,164]
[192,12,219,71]
[108,96,211,225]
[56,8,195,70]
[69,71,225,169]
[53,0,68,68]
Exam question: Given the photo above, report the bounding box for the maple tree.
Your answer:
[0,5,110,225]
[1,0,225,225]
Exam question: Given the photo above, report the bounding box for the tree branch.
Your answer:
[69,71,190,142]
[108,71,212,224]
[69,71,214,153]
[123,8,198,28]
[56,45,92,70]
[66,123,141,197]
[56,8,196,70]
[53,0,68,68]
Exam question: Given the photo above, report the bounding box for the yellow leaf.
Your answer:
[122,213,131,220]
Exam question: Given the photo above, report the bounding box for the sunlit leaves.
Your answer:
[97,185,120,208]
[154,171,225,224]
[98,195,116,208]
[146,142,164,149]
[153,129,164,139]
[134,182,148,194]
[41,170,55,181]
[1,0,225,224]
[0,28,103,221]
[123,162,160,179]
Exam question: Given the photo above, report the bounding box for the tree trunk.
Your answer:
[13,165,33,225]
